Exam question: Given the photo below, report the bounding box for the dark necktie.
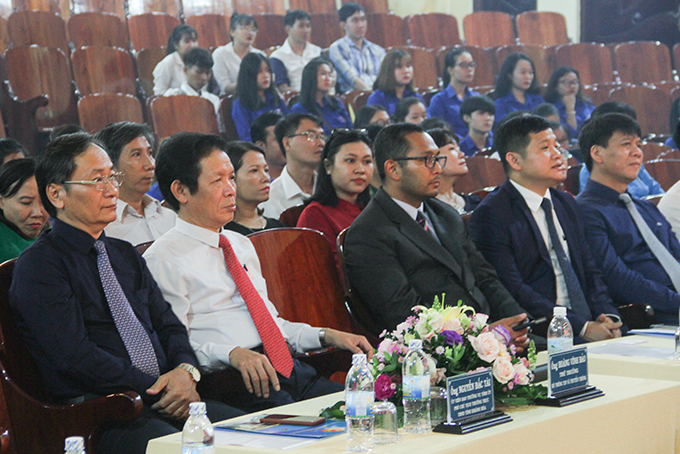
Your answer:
[619,193,680,292]
[540,198,591,320]
[94,240,160,377]
[218,235,294,378]
[416,210,429,231]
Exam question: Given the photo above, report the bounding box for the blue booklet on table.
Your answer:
[215,419,346,439]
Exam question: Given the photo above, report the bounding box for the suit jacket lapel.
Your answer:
[504,181,551,266]
[550,191,583,278]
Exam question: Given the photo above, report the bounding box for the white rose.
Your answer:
[493,356,515,384]
[473,313,489,331]
[470,332,501,363]
[442,316,463,334]
[514,363,532,385]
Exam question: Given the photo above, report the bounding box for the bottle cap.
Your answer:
[65,436,84,452]
[351,353,367,366]
[553,306,567,317]
[189,401,207,416]
[408,339,423,350]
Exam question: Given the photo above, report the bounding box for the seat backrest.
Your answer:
[78,93,144,132]
[515,11,568,46]
[150,94,219,140]
[8,11,68,53]
[0,17,8,54]
[289,0,336,14]
[70,0,125,20]
[641,159,680,191]
[219,94,238,140]
[386,45,437,89]
[232,0,285,15]
[12,0,66,17]
[452,155,506,193]
[563,164,582,196]
[642,142,673,162]
[495,43,555,87]
[248,227,353,332]
[555,42,614,86]
[309,12,341,49]
[128,13,180,52]
[658,149,680,160]
[279,204,304,227]
[609,85,670,135]
[250,13,285,50]
[463,11,515,48]
[340,0,388,14]
[364,12,406,48]
[135,46,166,97]
[673,42,680,73]
[185,14,230,49]
[68,12,127,49]
[581,82,615,107]
[407,13,460,49]
[182,0,232,17]
[462,45,496,88]
[614,41,673,85]
[71,46,137,96]
[340,89,370,115]
[127,0,180,17]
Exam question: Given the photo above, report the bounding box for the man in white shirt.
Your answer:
[144,132,371,411]
[261,113,324,218]
[164,47,221,120]
[270,10,322,93]
[97,122,176,246]
[468,115,623,343]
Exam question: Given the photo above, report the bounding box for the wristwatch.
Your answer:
[178,363,201,383]
[319,328,330,348]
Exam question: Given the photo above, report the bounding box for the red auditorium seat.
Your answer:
[495,44,556,86]
[406,13,461,49]
[555,42,615,86]
[609,85,671,136]
[364,12,407,48]
[128,12,180,51]
[70,0,125,19]
[78,93,144,133]
[462,11,515,48]
[8,11,69,54]
[231,0,285,15]
[182,0,232,17]
[250,14,286,50]
[135,46,166,97]
[68,12,127,49]
[614,41,673,85]
[309,12,341,49]
[515,11,569,46]
[185,14,230,49]
[149,94,220,140]
[289,0,336,14]
[71,46,137,97]
[127,0,181,17]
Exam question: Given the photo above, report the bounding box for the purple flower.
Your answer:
[492,325,511,346]
[375,374,396,401]
[442,330,463,346]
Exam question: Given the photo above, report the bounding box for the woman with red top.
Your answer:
[297,129,373,258]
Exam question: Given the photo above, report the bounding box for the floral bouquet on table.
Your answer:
[370,295,547,407]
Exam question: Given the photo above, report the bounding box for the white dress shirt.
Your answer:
[260,165,313,219]
[269,38,322,92]
[104,195,177,245]
[144,218,321,371]
[212,43,265,94]
[152,52,186,96]
[164,82,221,120]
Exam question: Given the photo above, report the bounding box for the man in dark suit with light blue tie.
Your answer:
[469,115,623,343]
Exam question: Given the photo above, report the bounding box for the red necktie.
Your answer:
[219,235,294,378]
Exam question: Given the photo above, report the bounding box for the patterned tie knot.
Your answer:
[416,211,428,230]
[94,239,106,255]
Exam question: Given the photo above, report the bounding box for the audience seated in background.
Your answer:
[420,117,453,133]
[144,132,371,412]
[576,113,680,325]
[578,101,664,197]
[0,159,48,262]
[493,52,545,124]
[232,54,289,142]
[213,14,265,95]
[428,48,481,139]
[97,122,176,245]
[290,57,352,134]
[153,24,198,96]
[329,2,386,93]
[270,10,322,93]
[297,129,373,261]
[50,124,87,142]
[223,141,285,235]
[549,121,573,150]
[544,67,595,138]
[391,97,427,125]
[469,115,623,345]
[0,138,28,165]
[354,104,390,129]
[367,49,425,116]
[427,128,480,213]
[343,123,530,340]
[164,47,221,120]
[10,133,242,454]
[458,95,495,157]
[533,103,560,123]
[261,114,324,218]
[251,112,287,180]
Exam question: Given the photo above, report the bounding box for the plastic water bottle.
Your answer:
[402,339,431,433]
[547,306,574,353]
[182,402,215,454]
[345,353,374,452]
[64,436,85,454]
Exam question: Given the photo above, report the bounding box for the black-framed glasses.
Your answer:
[287,131,327,143]
[64,172,124,191]
[393,155,447,169]
[456,62,476,69]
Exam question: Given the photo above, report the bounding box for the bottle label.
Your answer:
[346,391,374,417]
[403,375,430,400]
[547,338,573,353]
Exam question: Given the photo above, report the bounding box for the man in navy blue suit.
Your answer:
[469,115,623,343]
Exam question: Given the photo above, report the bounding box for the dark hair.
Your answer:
[0,158,36,201]
[354,105,387,129]
[579,113,642,172]
[36,133,102,217]
[274,113,324,157]
[391,97,426,123]
[284,9,310,28]
[236,53,283,112]
[442,48,472,87]
[591,101,637,120]
[0,139,28,164]
[543,66,590,104]
[229,14,257,38]
[373,49,415,94]
[155,132,228,211]
[339,2,365,22]
[374,123,423,179]
[495,115,551,174]
[50,124,86,142]
[299,57,342,117]
[310,130,372,207]
[251,111,285,144]
[533,102,560,119]
[548,120,571,145]
[182,47,213,70]
[494,52,541,98]
[426,128,459,148]
[420,117,453,133]
[493,109,531,135]
[95,122,156,168]
[674,112,680,150]
[167,24,197,56]
[225,141,266,173]
[460,95,495,121]
[364,123,384,145]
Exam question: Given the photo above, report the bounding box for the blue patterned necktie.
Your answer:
[94,240,160,377]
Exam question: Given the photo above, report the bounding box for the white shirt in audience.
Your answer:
[164,82,221,118]
[104,195,177,246]
[269,38,322,92]
[260,165,313,219]
[212,43,265,94]
[152,52,186,96]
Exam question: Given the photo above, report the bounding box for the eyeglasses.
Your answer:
[559,79,579,87]
[64,172,124,191]
[456,62,476,69]
[288,131,327,143]
[393,155,447,169]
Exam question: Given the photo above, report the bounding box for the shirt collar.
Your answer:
[280,166,313,200]
[172,51,183,66]
[175,217,221,248]
[116,195,163,220]
[445,84,469,99]
[390,196,424,221]
[509,179,550,213]
[180,82,203,96]
[583,178,627,203]
[52,217,101,255]
[343,34,367,50]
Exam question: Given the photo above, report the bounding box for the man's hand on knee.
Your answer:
[229,347,280,398]
[147,366,200,420]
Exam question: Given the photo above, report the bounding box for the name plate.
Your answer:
[548,346,588,397]
[446,369,494,423]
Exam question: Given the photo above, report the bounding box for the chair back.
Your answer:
[135,46,166,97]
[182,0,232,18]
[70,0,125,19]
[387,46,437,89]
[279,204,305,227]
[495,44,555,87]
[127,0,180,17]
[78,93,144,133]
[8,11,68,54]
[365,12,406,48]
[555,42,614,86]
[289,0,336,14]
[614,41,673,85]
[71,46,137,96]
[219,94,238,140]
[564,164,582,196]
[0,18,8,54]
[608,85,670,136]
[463,11,515,48]
[642,142,673,162]
[149,95,219,140]
[515,11,568,46]
[453,156,506,194]
[128,13,180,52]
[185,14,230,49]
[68,12,127,48]
[232,0,285,15]
[309,13,341,49]
[641,159,680,191]
[250,14,286,50]
[407,13,460,49]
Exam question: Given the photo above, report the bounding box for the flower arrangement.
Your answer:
[370,295,547,406]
